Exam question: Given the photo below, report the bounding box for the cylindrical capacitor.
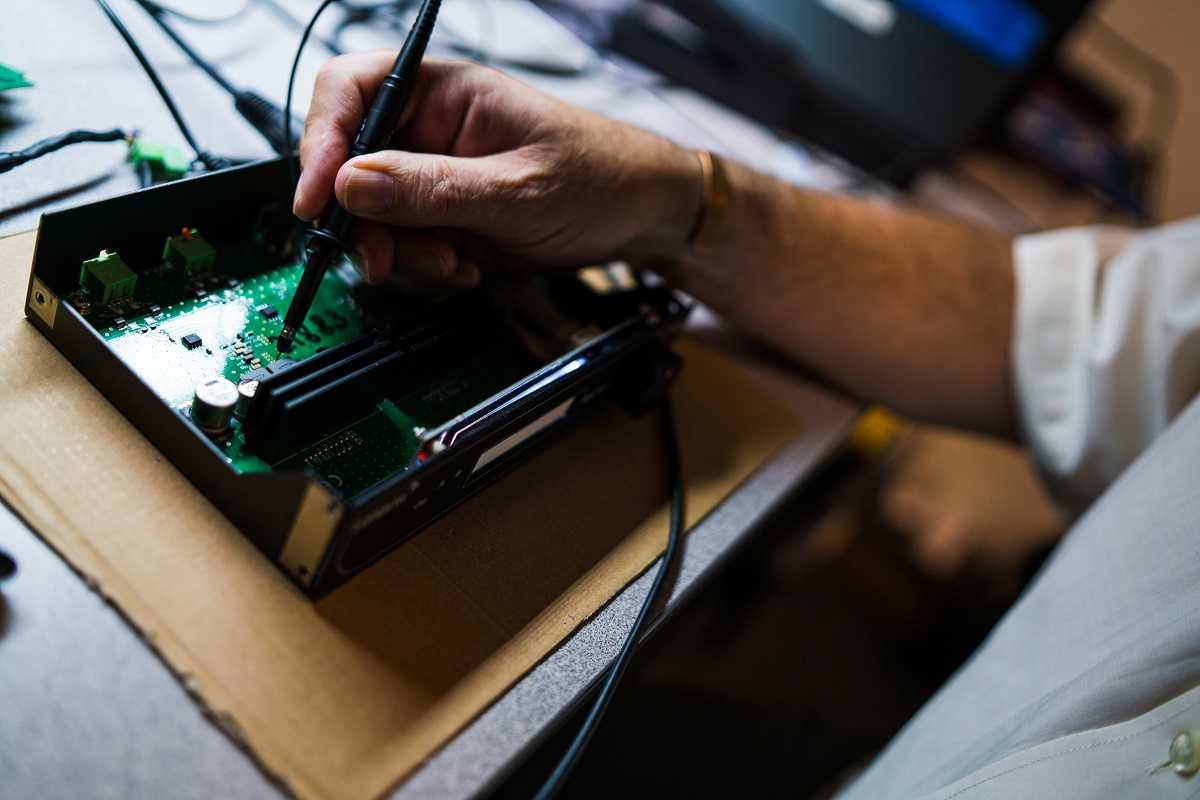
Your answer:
[234,378,259,419]
[191,376,238,435]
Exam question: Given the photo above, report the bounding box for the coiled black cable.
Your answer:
[0,128,130,174]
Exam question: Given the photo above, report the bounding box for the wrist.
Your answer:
[625,138,704,261]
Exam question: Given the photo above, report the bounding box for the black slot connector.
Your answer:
[242,297,507,463]
[242,332,407,461]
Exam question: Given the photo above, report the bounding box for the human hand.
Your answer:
[295,56,701,288]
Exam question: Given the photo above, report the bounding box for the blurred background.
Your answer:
[3,0,1196,795]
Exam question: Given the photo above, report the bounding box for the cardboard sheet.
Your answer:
[0,230,801,800]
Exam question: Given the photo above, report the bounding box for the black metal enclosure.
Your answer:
[25,158,688,597]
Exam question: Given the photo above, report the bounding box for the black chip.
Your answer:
[148,304,161,316]
[258,305,279,320]
[267,357,297,374]
[112,316,127,329]
[181,333,203,350]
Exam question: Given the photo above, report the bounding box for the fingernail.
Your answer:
[292,180,305,217]
[344,168,395,215]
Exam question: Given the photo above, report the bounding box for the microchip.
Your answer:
[258,305,278,320]
[147,304,161,316]
[112,316,127,329]
[181,333,203,350]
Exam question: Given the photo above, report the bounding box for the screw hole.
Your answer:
[297,565,309,577]
[34,291,45,306]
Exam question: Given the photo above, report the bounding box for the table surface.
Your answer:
[0,2,860,798]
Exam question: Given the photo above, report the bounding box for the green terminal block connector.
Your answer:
[80,251,138,304]
[163,228,216,272]
[0,62,32,92]
[129,139,192,182]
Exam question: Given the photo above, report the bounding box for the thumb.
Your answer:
[335,150,529,233]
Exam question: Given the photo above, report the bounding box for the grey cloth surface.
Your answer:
[837,391,1200,798]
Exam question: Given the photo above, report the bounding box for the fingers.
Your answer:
[295,56,511,222]
[334,149,535,236]
[296,51,398,221]
[349,221,481,290]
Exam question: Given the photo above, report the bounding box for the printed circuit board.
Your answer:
[70,228,530,498]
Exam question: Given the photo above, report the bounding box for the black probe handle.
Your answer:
[279,72,415,347]
[307,70,417,245]
[279,0,440,353]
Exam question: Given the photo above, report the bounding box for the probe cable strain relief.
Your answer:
[234,90,299,154]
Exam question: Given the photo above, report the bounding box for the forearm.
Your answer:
[296,57,1016,435]
[655,159,1016,437]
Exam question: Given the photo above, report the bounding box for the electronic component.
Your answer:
[234,379,259,418]
[25,157,688,597]
[241,331,409,461]
[80,250,137,303]
[258,305,278,320]
[129,139,192,182]
[190,376,238,435]
[163,228,216,272]
[0,62,32,92]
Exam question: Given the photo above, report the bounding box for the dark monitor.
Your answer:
[606,0,1093,181]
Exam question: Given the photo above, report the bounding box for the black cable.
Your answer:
[0,128,130,174]
[141,0,259,26]
[261,0,346,55]
[285,0,345,266]
[92,0,228,171]
[132,0,304,154]
[135,0,239,94]
[532,395,687,800]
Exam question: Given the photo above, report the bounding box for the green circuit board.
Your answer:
[69,230,531,498]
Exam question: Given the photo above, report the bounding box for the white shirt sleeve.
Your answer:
[1013,216,1200,515]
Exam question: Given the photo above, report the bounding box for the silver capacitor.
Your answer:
[234,378,259,419]
[191,376,239,435]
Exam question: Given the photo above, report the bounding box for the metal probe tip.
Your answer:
[277,325,296,354]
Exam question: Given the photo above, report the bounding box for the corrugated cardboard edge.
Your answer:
[0,229,801,800]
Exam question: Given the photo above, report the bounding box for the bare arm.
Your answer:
[296,56,1016,437]
[662,163,1016,436]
